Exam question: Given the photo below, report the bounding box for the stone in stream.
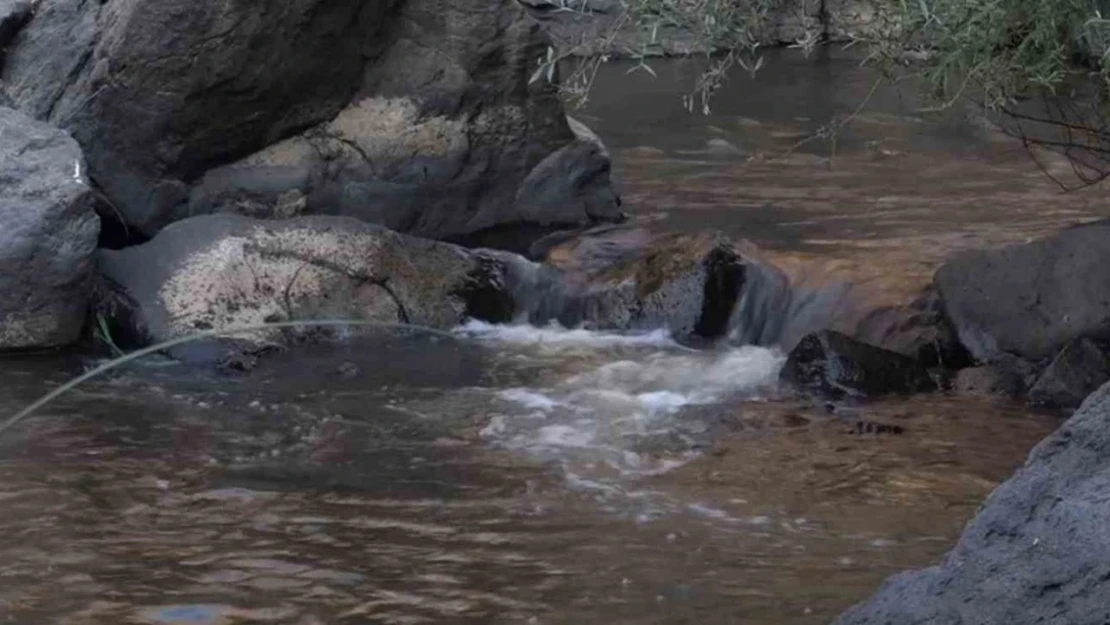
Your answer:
[833,381,1110,625]
[935,219,1110,365]
[0,106,99,349]
[1028,337,1110,410]
[5,0,620,248]
[509,229,792,343]
[779,330,936,398]
[95,214,514,361]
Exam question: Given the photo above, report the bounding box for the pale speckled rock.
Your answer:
[0,105,99,349]
[95,214,513,356]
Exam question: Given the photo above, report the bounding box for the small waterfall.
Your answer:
[482,236,849,354]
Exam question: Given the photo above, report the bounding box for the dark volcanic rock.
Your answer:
[854,288,971,370]
[935,220,1110,364]
[5,0,620,245]
[833,381,1110,625]
[780,330,936,398]
[0,106,99,349]
[1028,338,1110,410]
[95,214,514,357]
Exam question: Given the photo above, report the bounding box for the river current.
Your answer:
[0,48,1103,624]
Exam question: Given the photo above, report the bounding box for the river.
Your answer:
[0,49,1102,624]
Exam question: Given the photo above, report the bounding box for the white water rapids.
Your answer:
[455,321,786,520]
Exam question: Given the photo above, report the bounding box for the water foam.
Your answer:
[456,320,680,349]
[485,328,779,469]
[455,321,786,521]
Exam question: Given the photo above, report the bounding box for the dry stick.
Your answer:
[0,319,459,438]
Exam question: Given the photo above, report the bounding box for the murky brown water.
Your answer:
[0,49,1093,625]
[580,48,1108,305]
[0,331,1059,625]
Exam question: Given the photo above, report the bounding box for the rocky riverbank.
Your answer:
[5,1,1110,621]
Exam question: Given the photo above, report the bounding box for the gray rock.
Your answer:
[935,220,1110,364]
[833,381,1110,625]
[6,0,620,245]
[95,214,514,357]
[952,366,1007,396]
[1029,338,1110,410]
[780,330,937,398]
[508,230,789,342]
[853,289,971,370]
[0,106,99,349]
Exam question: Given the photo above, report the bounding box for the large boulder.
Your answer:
[935,220,1110,364]
[0,106,99,349]
[3,0,620,246]
[780,330,936,398]
[833,381,1110,625]
[95,214,514,358]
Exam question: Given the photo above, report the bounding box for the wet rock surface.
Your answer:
[0,105,99,349]
[780,330,937,398]
[935,220,1110,364]
[509,229,791,343]
[4,0,619,244]
[95,214,512,359]
[1028,338,1110,411]
[833,381,1110,625]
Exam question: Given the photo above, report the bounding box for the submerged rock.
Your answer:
[1028,337,1110,410]
[0,106,99,349]
[833,381,1110,625]
[779,330,936,398]
[5,0,619,246]
[95,214,512,358]
[935,220,1110,364]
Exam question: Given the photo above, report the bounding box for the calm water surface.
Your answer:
[0,50,1089,624]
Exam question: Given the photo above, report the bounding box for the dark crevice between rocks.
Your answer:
[693,246,747,339]
[88,275,151,352]
[0,0,33,67]
[456,254,516,323]
[93,187,149,250]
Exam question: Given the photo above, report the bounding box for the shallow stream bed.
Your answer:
[0,49,1101,624]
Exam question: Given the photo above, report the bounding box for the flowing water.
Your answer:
[0,49,1103,625]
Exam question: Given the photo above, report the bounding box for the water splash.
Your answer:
[460,322,786,518]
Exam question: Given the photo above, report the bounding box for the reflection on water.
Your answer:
[580,48,1107,304]
[0,330,1059,625]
